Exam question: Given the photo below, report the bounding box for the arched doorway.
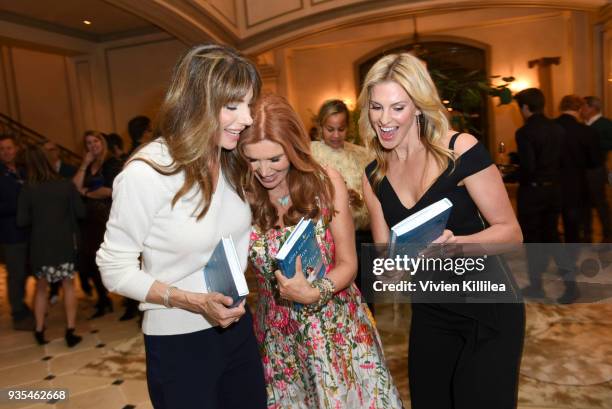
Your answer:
[358,40,490,144]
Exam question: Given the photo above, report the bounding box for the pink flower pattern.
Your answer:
[250,218,403,408]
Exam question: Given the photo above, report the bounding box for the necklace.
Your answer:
[277,194,290,206]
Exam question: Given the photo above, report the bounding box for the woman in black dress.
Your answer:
[18,145,85,346]
[73,131,122,318]
[360,53,525,408]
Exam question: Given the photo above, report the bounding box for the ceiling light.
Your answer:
[83,20,92,25]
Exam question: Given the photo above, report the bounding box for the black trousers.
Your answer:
[409,303,525,409]
[584,166,612,241]
[144,309,266,409]
[2,242,31,321]
[517,185,575,288]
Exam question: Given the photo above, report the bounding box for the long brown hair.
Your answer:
[238,94,335,231]
[358,53,454,191]
[23,145,60,184]
[133,43,261,219]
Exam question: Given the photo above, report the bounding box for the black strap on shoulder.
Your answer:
[449,132,462,150]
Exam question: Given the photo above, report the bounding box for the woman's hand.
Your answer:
[145,282,245,328]
[432,229,458,244]
[425,229,462,258]
[274,256,320,304]
[81,151,95,167]
[183,291,245,328]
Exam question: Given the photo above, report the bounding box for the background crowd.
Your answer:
[0,114,152,339]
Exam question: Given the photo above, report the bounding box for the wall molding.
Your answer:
[244,0,304,29]
[103,37,178,132]
[239,0,602,53]
[209,0,239,28]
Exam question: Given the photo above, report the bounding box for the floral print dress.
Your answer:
[249,217,403,409]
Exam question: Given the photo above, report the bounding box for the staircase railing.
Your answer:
[0,113,82,166]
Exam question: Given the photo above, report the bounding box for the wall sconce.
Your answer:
[343,98,356,110]
[508,79,530,93]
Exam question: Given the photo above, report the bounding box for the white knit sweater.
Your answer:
[96,140,251,335]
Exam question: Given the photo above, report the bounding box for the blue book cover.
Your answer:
[203,236,249,308]
[276,218,326,283]
[390,198,453,256]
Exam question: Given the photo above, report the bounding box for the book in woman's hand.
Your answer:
[203,236,249,308]
[390,198,453,257]
[276,218,325,283]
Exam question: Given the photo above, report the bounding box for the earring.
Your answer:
[416,114,421,137]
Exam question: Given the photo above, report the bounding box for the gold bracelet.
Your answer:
[303,277,335,313]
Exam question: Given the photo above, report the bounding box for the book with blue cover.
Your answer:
[276,218,325,283]
[389,198,453,255]
[203,236,249,308]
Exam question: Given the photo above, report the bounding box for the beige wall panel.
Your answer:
[209,0,238,25]
[288,13,572,160]
[245,0,303,27]
[75,60,97,136]
[11,47,76,150]
[0,47,10,116]
[290,38,388,129]
[605,32,612,117]
[568,11,594,96]
[0,46,20,120]
[105,39,186,143]
[445,14,571,156]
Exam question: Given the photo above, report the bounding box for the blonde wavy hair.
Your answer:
[316,99,350,140]
[358,53,454,191]
[83,130,109,169]
[132,43,261,220]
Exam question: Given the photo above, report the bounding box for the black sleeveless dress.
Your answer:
[366,133,525,409]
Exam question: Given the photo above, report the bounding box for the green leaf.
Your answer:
[498,88,513,105]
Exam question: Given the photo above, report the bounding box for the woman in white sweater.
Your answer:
[96,44,266,409]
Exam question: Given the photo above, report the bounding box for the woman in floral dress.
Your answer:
[238,94,403,409]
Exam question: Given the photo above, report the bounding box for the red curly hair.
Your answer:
[238,94,335,231]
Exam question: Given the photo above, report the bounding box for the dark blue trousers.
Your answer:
[144,309,267,409]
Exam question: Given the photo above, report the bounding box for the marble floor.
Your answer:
[1,265,611,409]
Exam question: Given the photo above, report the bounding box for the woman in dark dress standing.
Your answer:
[360,53,525,408]
[18,145,85,346]
[73,131,122,318]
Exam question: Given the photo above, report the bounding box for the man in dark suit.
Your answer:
[581,96,612,242]
[127,115,152,155]
[514,88,578,303]
[582,96,612,153]
[555,95,601,243]
[43,141,77,179]
[0,135,34,330]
